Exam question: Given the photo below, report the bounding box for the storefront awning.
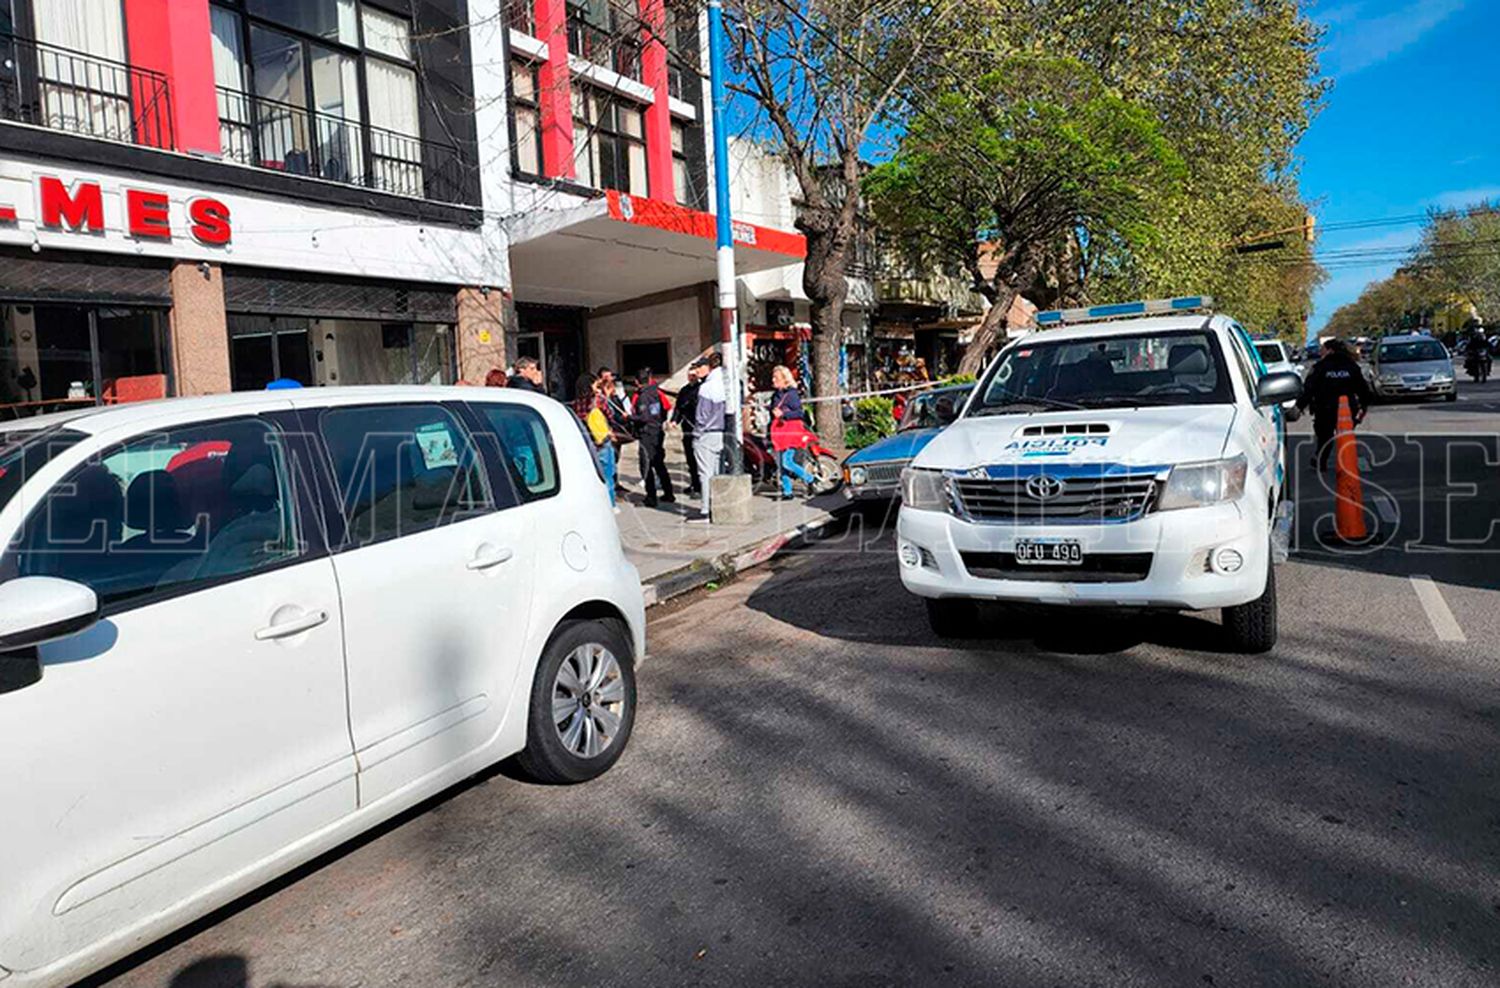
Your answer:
[507,191,806,308]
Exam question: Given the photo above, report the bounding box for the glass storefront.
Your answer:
[0,303,170,420]
[228,313,454,390]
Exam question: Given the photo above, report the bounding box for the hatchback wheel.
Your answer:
[517,619,637,784]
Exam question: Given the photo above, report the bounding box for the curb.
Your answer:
[640,507,845,608]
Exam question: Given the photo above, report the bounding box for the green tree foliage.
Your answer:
[1418,202,1500,324]
[865,58,1185,374]
[844,395,897,450]
[873,0,1327,360]
[1324,200,1500,337]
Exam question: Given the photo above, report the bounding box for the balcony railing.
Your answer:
[0,33,174,148]
[218,88,468,205]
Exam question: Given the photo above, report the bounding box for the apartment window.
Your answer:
[510,59,543,178]
[210,1,429,199]
[573,87,647,197]
[567,0,640,80]
[508,0,536,35]
[671,120,690,206]
[664,3,695,100]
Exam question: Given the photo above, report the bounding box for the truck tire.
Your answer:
[925,598,980,638]
[1222,555,1278,654]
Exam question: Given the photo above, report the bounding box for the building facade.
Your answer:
[493,0,804,399]
[0,0,518,418]
[0,0,806,419]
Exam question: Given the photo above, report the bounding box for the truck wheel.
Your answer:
[1222,556,1278,654]
[925,598,980,638]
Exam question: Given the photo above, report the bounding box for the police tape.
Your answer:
[799,381,946,404]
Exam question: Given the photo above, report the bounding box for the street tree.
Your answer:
[865,57,1185,375]
[726,0,959,423]
[1416,202,1500,324]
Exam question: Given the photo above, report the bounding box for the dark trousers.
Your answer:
[638,429,674,501]
[682,431,701,492]
[1313,414,1336,472]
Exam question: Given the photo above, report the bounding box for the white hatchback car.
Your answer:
[898,298,1301,654]
[0,387,645,987]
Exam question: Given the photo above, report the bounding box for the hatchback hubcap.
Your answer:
[552,643,625,759]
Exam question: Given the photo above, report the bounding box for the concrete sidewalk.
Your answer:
[611,430,851,605]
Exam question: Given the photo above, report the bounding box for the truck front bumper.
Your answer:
[897,501,1267,611]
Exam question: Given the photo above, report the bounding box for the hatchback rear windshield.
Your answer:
[1378,340,1447,363]
[1254,343,1285,364]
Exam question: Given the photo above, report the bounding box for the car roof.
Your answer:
[1,386,550,437]
[1016,314,1222,344]
[1378,333,1439,344]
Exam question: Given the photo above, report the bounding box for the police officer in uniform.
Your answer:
[1297,338,1372,472]
[630,367,675,508]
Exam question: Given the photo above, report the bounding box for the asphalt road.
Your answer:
[91,381,1500,988]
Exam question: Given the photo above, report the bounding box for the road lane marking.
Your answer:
[1410,575,1467,643]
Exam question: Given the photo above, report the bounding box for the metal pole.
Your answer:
[707,0,743,473]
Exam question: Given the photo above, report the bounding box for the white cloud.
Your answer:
[1426,186,1500,210]
[1321,0,1466,78]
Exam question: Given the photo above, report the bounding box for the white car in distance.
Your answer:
[0,387,645,987]
[1252,338,1303,421]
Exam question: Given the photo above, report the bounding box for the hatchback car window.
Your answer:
[13,418,301,606]
[320,404,492,547]
[472,404,560,500]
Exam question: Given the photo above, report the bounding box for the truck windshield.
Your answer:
[1379,341,1447,363]
[971,329,1234,414]
[0,428,84,516]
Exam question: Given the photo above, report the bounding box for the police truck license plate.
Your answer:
[1015,540,1083,565]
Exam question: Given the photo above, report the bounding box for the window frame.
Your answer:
[210,0,423,192]
[310,401,499,553]
[572,84,649,197]
[0,412,326,618]
[507,56,544,179]
[463,400,564,505]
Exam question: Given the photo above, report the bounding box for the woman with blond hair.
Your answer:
[768,364,818,500]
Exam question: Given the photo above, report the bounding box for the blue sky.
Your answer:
[1300,0,1500,335]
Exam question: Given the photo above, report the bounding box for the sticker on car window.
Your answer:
[415,422,459,469]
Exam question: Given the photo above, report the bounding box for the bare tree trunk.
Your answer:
[959,285,1016,377]
[807,294,844,434]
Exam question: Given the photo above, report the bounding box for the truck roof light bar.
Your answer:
[1035,295,1215,327]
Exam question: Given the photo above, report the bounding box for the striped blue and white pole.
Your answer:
[707,0,743,473]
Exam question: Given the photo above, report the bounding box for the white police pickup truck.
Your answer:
[896,297,1303,653]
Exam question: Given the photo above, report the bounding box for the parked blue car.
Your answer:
[842,384,974,500]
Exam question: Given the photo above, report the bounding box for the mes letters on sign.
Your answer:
[38,177,232,246]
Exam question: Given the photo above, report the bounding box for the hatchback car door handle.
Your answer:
[467,546,514,571]
[255,609,330,641]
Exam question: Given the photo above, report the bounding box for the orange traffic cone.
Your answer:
[1333,395,1368,541]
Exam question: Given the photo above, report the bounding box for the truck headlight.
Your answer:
[901,467,950,511]
[1157,455,1247,511]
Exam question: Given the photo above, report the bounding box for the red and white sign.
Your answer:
[35,176,231,245]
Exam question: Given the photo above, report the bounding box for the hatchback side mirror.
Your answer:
[1255,371,1303,407]
[0,577,100,695]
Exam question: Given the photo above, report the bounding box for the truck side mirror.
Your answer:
[1255,371,1303,407]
